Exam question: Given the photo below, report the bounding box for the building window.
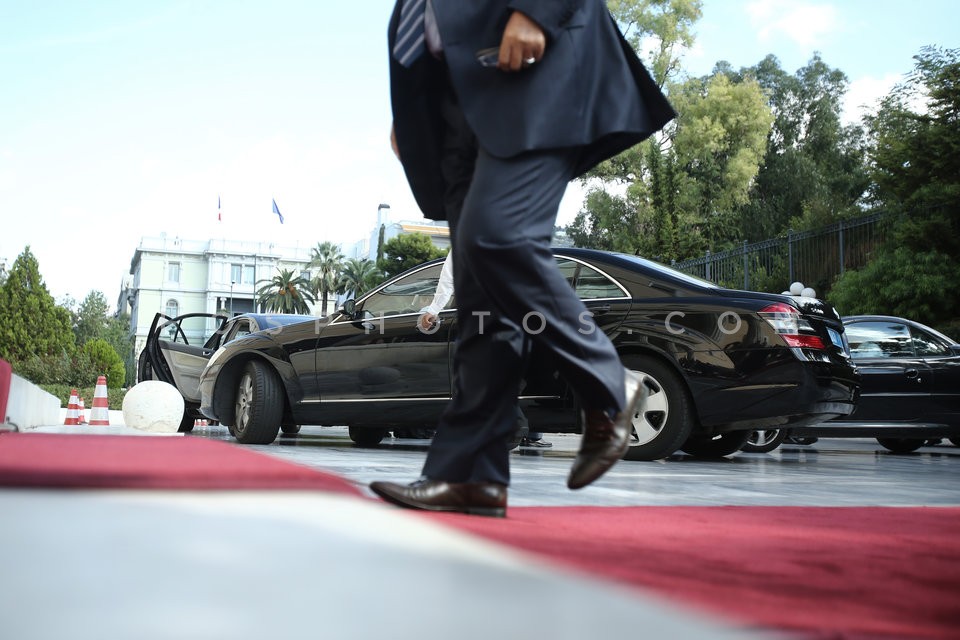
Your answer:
[167,262,181,283]
[242,265,255,284]
[165,299,179,318]
[301,270,311,282]
[230,263,242,284]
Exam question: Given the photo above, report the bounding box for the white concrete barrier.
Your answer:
[6,374,61,430]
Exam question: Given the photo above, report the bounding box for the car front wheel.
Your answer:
[619,355,694,461]
[232,361,283,445]
[741,429,788,453]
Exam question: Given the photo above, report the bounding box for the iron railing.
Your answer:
[672,212,891,293]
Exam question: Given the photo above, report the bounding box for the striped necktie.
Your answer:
[393,0,426,67]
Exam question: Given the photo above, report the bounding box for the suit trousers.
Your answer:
[421,113,627,486]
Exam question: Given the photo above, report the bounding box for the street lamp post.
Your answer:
[230,281,235,316]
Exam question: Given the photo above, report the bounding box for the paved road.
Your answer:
[191,425,960,507]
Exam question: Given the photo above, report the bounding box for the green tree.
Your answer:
[307,241,345,316]
[255,268,316,314]
[376,224,386,262]
[829,47,960,325]
[338,258,382,299]
[0,246,75,364]
[733,54,870,241]
[377,233,446,280]
[83,338,126,389]
[73,290,111,346]
[607,0,703,87]
[103,313,135,386]
[669,71,775,250]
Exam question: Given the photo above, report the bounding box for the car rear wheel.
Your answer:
[619,355,694,461]
[232,361,283,445]
[741,429,788,453]
[349,427,387,447]
[876,437,925,454]
[280,424,301,435]
[681,431,752,457]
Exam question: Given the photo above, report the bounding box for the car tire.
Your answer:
[681,430,752,458]
[232,361,283,445]
[349,427,387,447]
[178,411,195,433]
[741,429,788,453]
[619,355,694,461]
[876,437,925,454]
[280,424,301,435]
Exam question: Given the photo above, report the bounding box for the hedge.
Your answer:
[42,384,128,411]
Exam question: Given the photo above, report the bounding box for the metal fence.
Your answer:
[672,212,891,293]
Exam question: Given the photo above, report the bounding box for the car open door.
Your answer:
[139,313,228,403]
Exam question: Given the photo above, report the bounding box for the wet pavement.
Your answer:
[193,425,960,508]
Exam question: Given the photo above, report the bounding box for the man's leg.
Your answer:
[456,147,627,415]
[423,146,629,484]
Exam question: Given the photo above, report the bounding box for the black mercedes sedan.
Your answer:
[789,315,960,452]
[183,248,859,460]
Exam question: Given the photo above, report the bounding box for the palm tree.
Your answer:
[338,258,381,299]
[307,241,344,316]
[255,268,316,314]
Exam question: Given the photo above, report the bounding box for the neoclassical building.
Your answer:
[121,235,318,361]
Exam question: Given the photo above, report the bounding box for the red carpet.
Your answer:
[0,432,361,495]
[3,432,958,638]
[428,506,960,639]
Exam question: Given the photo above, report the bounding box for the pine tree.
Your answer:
[0,247,75,364]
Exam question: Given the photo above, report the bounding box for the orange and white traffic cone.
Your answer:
[78,398,87,424]
[88,375,110,426]
[64,389,80,425]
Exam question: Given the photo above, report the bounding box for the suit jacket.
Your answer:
[389,0,676,220]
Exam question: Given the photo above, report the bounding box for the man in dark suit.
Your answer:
[371,0,676,517]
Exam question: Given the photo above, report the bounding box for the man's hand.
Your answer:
[418,311,439,332]
[498,11,545,72]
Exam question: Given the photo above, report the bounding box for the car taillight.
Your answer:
[759,303,826,349]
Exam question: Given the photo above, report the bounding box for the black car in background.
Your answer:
[788,315,960,453]
[193,248,859,460]
[138,312,312,432]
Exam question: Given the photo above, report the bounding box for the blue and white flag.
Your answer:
[272,198,284,224]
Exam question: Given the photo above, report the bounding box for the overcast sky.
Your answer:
[1,0,956,305]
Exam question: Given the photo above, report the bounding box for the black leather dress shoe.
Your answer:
[567,370,648,490]
[370,478,507,517]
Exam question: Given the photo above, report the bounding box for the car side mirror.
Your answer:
[949,344,960,356]
[341,299,357,318]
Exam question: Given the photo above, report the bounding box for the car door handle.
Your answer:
[904,368,921,382]
[589,304,611,315]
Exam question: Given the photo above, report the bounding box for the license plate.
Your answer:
[828,327,847,353]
